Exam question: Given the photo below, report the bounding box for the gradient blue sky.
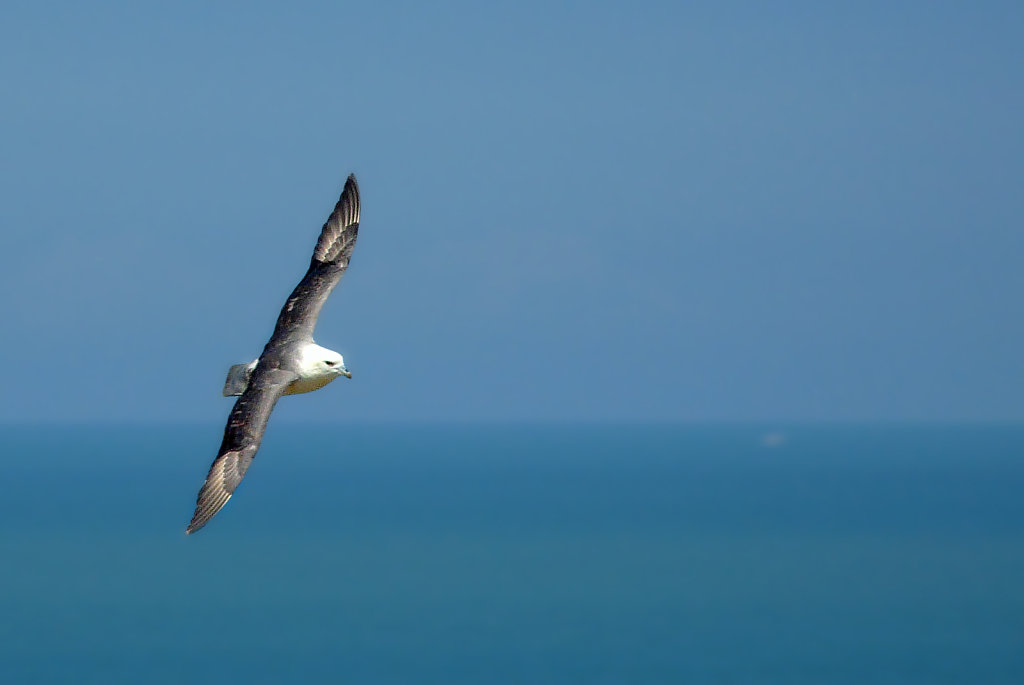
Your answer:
[2,1,1022,422]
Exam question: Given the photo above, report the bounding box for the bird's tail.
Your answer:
[222,361,257,397]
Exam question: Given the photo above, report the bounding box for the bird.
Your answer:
[186,174,361,534]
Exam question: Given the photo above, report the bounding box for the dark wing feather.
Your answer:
[186,365,298,534]
[268,174,360,346]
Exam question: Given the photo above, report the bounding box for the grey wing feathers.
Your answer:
[267,174,361,344]
[313,174,360,264]
[186,366,298,534]
[187,448,252,533]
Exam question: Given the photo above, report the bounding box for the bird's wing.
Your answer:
[186,365,299,534]
[267,174,361,346]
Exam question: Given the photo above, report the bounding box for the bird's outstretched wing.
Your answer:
[268,174,361,347]
[186,365,299,534]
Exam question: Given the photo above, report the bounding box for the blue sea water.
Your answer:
[1,423,1022,683]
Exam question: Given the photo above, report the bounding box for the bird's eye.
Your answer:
[325,360,337,366]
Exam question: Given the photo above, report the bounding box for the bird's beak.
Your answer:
[341,368,352,379]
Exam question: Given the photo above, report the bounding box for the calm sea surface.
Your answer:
[1,424,1022,683]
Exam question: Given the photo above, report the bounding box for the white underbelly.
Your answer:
[284,374,337,395]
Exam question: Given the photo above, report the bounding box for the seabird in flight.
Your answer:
[186,174,361,534]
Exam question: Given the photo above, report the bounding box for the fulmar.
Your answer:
[186,174,361,534]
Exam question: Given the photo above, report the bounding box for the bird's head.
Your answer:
[322,350,351,379]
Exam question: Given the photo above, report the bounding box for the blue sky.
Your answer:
[1,1,1022,422]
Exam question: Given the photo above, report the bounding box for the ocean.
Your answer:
[1,423,1022,683]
